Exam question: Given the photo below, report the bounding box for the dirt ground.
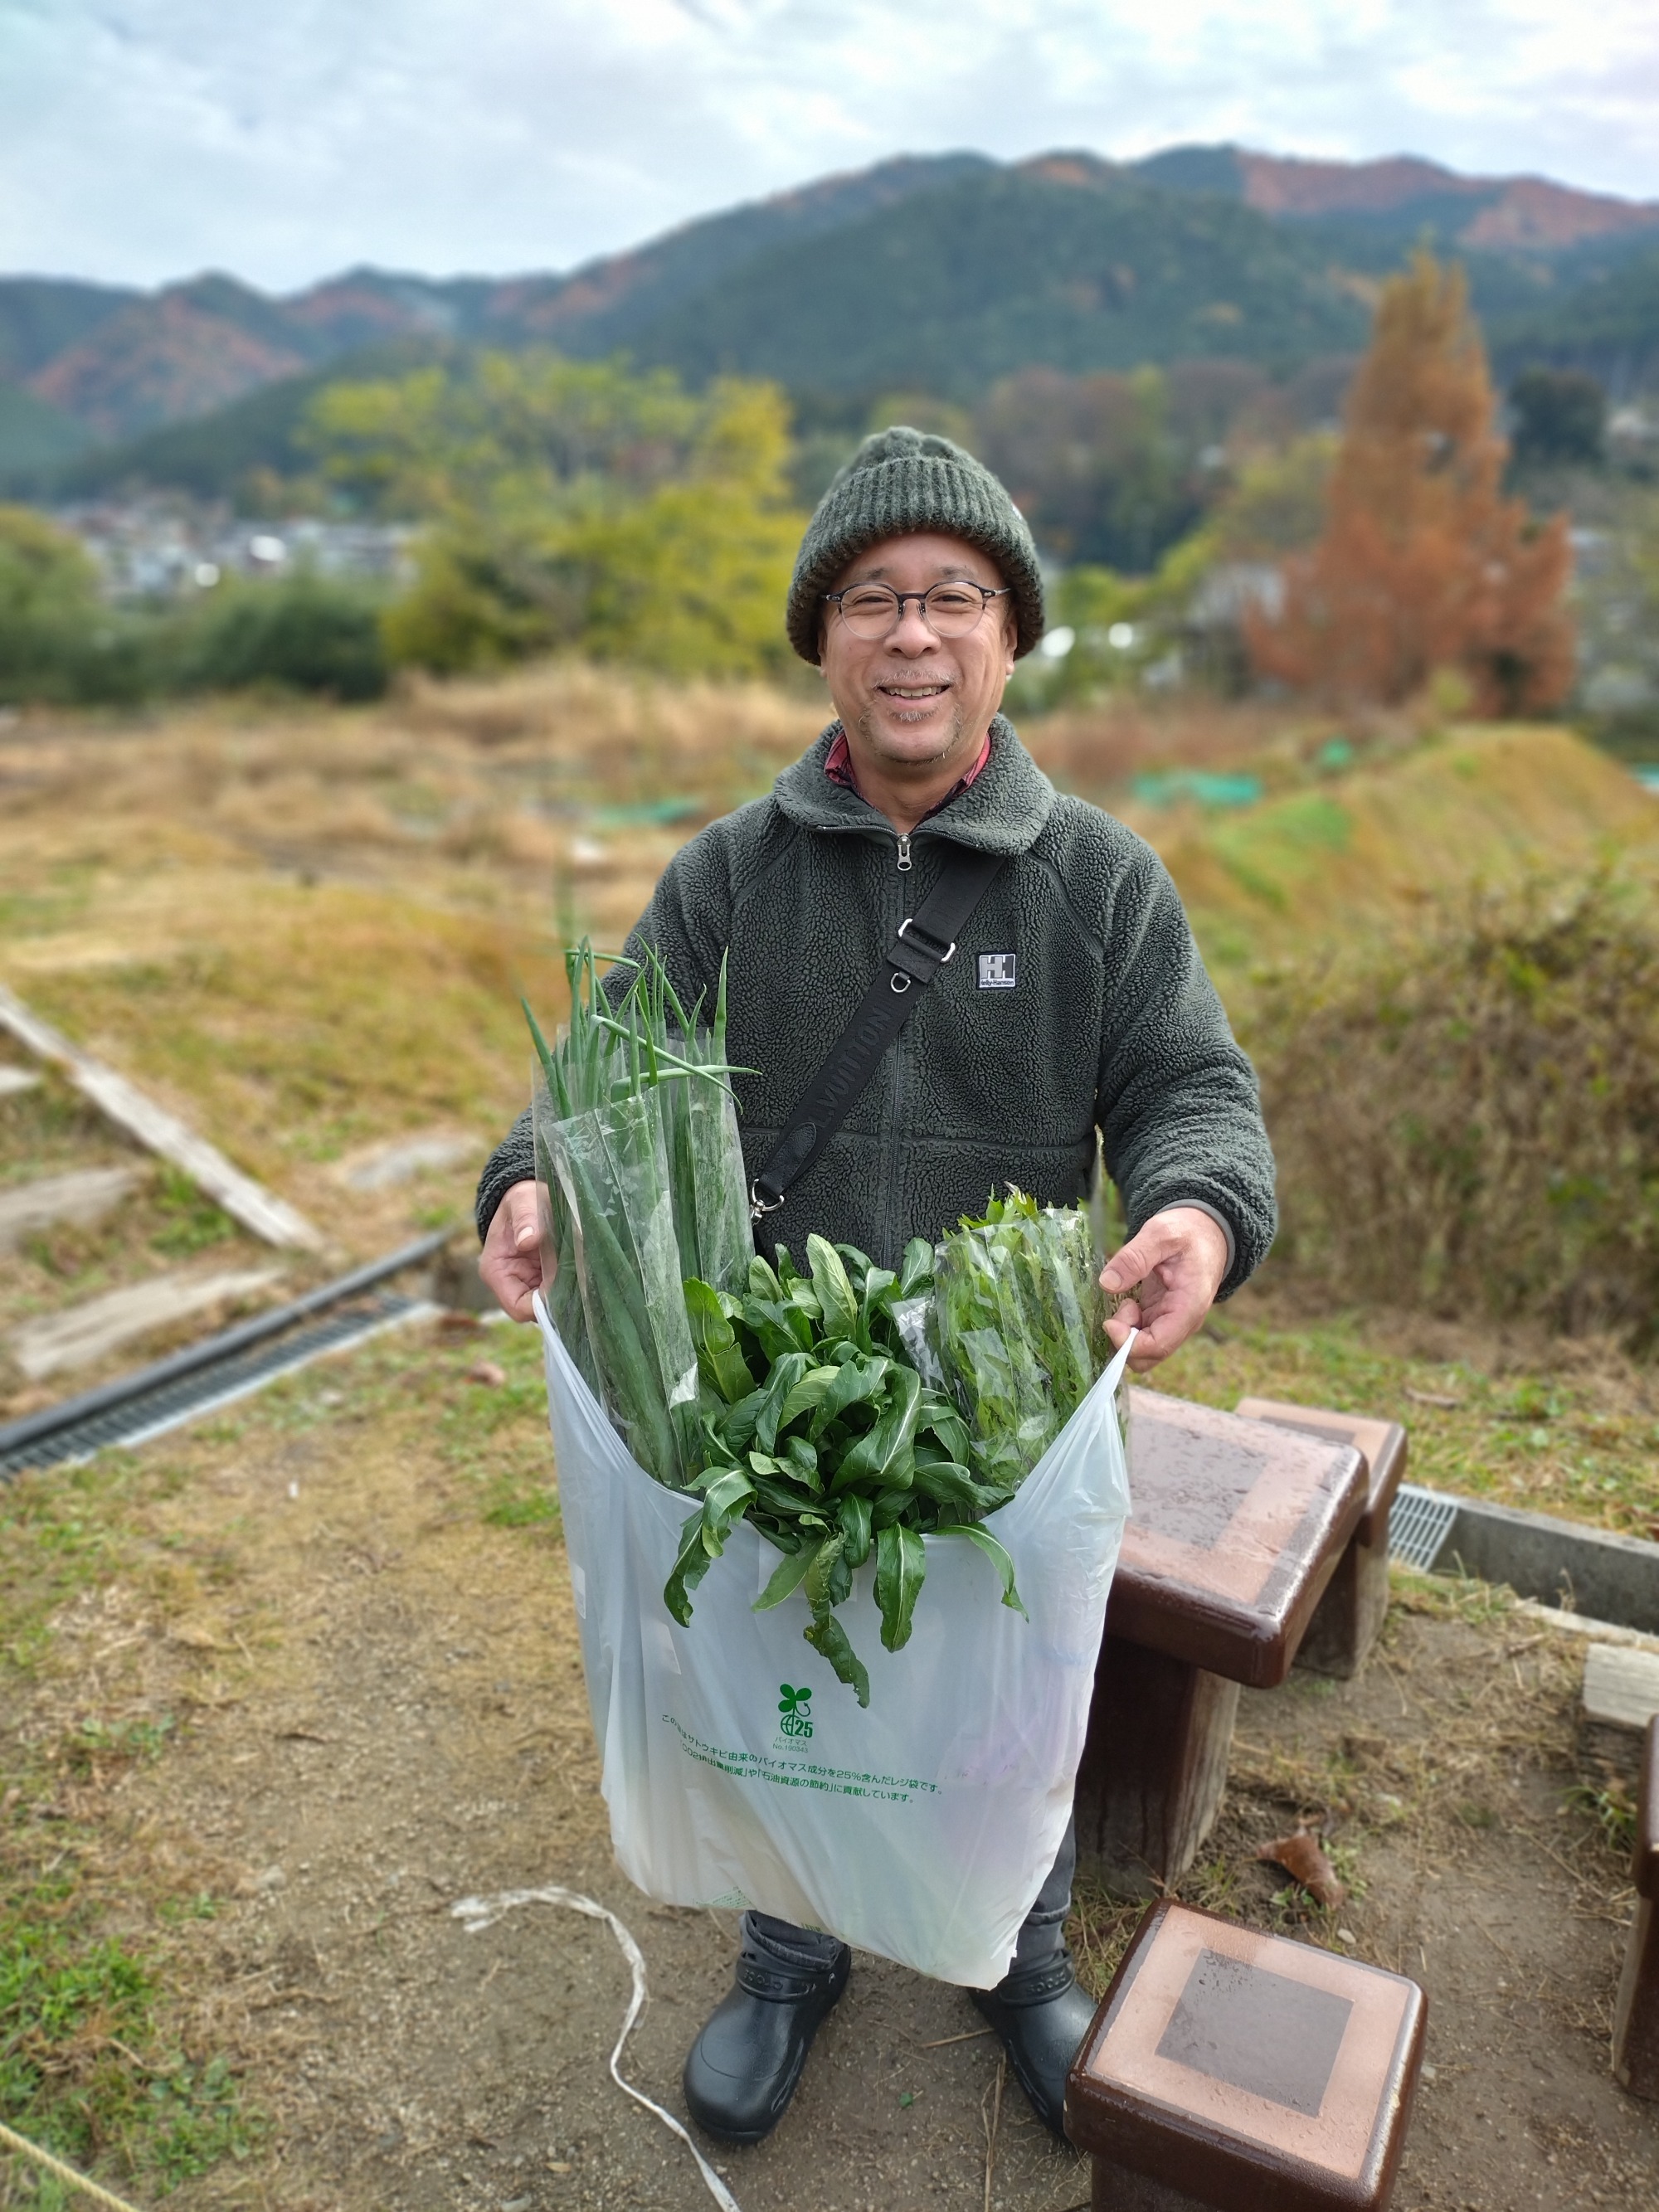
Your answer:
[3,1311,1657,2212]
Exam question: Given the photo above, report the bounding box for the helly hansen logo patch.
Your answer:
[978,951,1018,989]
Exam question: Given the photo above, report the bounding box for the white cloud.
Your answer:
[0,0,1655,290]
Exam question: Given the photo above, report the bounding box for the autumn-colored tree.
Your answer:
[1245,255,1573,714]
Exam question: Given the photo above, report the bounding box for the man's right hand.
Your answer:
[479,1179,546,1321]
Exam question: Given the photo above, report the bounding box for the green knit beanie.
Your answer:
[786,425,1045,664]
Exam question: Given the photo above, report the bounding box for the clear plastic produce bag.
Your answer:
[536,1293,1134,1990]
[653,1021,752,1299]
[544,1090,700,1489]
[934,1194,1107,1492]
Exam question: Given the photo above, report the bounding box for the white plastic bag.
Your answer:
[536,1294,1133,1990]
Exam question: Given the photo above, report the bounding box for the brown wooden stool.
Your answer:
[1077,1395,1367,1896]
[1614,1714,1659,2098]
[1234,1398,1408,1680]
[1066,1901,1427,2211]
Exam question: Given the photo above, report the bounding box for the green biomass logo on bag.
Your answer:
[777,1683,813,1738]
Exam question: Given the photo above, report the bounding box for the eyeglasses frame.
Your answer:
[822,581,1013,639]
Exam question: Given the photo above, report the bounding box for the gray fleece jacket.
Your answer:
[475,718,1276,1294]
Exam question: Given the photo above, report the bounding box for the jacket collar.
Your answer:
[771,715,1055,857]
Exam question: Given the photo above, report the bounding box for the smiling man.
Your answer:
[473,425,1277,2146]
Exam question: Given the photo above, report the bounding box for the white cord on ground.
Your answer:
[0,2119,152,2212]
[452,1885,743,2212]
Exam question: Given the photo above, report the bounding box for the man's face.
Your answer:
[819,532,1017,772]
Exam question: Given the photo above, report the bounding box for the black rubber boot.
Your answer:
[683,1918,851,2145]
[971,1954,1098,2137]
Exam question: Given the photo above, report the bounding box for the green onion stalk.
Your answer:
[525,941,752,1486]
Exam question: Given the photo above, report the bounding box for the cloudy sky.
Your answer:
[3,0,1657,294]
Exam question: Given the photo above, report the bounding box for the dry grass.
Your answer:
[1020,691,1390,801]
[5,665,1658,2209]
[1252,872,1659,1336]
[0,667,825,1277]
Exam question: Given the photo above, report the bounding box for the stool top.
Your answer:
[1233,1397,1408,1548]
[1068,1900,1427,2212]
[1111,1392,1369,1686]
[1640,1715,1659,1902]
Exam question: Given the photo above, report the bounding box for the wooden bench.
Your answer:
[1066,1900,1427,2210]
[1235,1398,1408,1680]
[1076,1393,1368,1896]
[1614,1714,1659,2099]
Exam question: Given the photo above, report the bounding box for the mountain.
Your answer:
[6,153,992,449]
[1486,242,1659,389]
[8,142,1658,496]
[29,275,321,442]
[624,158,1369,395]
[0,380,96,479]
[465,151,995,360]
[0,276,139,382]
[49,336,457,501]
[1134,144,1659,255]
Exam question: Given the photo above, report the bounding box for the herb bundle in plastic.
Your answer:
[526,941,751,1486]
[933,1189,1106,1492]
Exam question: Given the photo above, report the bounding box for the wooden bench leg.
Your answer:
[1074,1636,1240,1898]
[1614,1894,1659,2098]
[1295,1515,1391,1680]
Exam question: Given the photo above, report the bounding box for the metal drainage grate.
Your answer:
[1389,1483,1460,1573]
[0,1281,444,1478]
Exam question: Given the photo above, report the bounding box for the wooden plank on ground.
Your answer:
[0,981,323,1252]
[1579,1642,1659,1777]
[7,1264,286,1381]
[333,1128,477,1192]
[1583,1643,1659,1731]
[0,1166,142,1250]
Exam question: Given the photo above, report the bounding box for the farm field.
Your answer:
[3,668,1659,2209]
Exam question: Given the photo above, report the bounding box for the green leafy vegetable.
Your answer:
[669,1239,1026,1705]
[874,1524,927,1651]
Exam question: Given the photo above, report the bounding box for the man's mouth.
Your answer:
[878,683,948,700]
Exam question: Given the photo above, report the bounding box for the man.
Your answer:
[475,426,1276,2146]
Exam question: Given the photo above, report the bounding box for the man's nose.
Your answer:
[888,603,938,651]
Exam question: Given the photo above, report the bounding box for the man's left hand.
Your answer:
[1100,1206,1230,1373]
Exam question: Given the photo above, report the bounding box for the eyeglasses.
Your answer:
[823,580,1011,640]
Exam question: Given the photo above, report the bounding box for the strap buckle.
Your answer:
[896,915,957,965]
[749,1180,786,1223]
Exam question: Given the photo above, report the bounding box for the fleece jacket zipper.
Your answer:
[877,824,917,1267]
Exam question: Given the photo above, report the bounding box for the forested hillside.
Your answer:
[4,141,1657,497]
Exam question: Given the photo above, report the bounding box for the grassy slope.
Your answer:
[1108,721,1659,1534]
[1128,721,1659,978]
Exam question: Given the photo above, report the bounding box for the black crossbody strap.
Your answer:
[750,842,1006,1221]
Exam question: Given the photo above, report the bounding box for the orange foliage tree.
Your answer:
[1245,255,1573,713]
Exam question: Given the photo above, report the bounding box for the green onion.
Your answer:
[525,939,752,1485]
